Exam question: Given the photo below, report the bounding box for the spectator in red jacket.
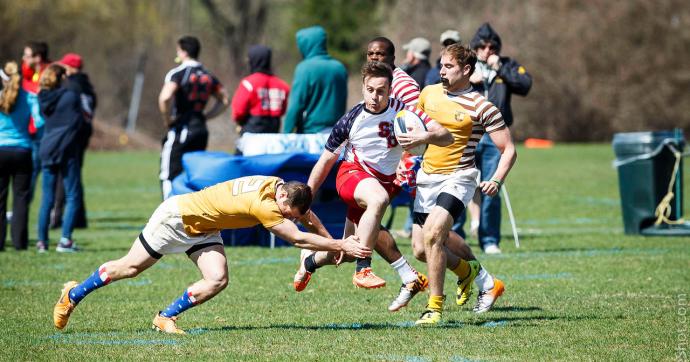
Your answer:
[21,41,50,203]
[21,42,50,94]
[231,45,289,136]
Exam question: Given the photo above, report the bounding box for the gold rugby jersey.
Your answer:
[418,84,505,174]
[177,176,285,236]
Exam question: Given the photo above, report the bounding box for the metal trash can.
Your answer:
[612,129,690,235]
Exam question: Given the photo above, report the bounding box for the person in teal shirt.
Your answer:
[0,61,44,251]
[282,26,348,134]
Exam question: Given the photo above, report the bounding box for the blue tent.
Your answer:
[171,151,347,247]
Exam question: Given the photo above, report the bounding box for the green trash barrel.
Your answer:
[612,130,686,235]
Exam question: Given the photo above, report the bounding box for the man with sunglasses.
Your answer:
[454,23,532,255]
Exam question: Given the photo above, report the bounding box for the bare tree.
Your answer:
[199,0,268,78]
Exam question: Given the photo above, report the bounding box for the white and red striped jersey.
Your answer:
[325,99,430,179]
[392,67,420,106]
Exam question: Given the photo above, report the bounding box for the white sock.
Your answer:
[474,266,495,291]
[390,257,418,284]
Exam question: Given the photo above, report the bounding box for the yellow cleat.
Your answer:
[456,260,480,306]
[415,309,442,326]
[152,312,186,334]
[352,267,386,289]
[54,281,78,330]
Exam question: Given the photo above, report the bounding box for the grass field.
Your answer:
[1,144,689,361]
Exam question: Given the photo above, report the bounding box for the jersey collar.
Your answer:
[446,85,473,96]
[182,60,202,67]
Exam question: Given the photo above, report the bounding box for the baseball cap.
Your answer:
[403,37,431,60]
[440,30,461,44]
[58,53,82,69]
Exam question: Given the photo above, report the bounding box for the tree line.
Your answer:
[2,0,688,147]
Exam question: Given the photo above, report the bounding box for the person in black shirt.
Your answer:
[400,37,431,88]
[158,36,229,199]
[49,53,96,230]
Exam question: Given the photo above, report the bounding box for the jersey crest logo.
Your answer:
[454,110,467,122]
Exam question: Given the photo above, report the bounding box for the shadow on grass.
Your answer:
[185,312,609,334]
[46,312,619,343]
[489,306,543,312]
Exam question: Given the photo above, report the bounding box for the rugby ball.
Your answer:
[394,109,428,156]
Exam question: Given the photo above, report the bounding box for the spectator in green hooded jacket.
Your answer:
[282,26,348,134]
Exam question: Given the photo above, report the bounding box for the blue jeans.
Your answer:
[38,156,82,244]
[28,138,41,203]
[453,134,501,249]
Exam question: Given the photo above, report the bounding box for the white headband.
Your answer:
[0,69,9,82]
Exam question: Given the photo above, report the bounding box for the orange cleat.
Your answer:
[473,278,505,313]
[53,281,78,330]
[293,249,314,292]
[152,312,186,334]
[388,272,429,312]
[352,267,386,289]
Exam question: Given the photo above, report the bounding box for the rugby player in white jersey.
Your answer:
[295,39,506,314]
[368,37,508,313]
[299,62,451,305]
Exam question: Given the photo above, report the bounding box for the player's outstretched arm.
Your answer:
[480,127,517,196]
[268,220,371,258]
[298,210,333,239]
[307,149,339,194]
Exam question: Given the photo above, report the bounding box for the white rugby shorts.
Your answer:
[413,167,480,214]
[139,196,223,258]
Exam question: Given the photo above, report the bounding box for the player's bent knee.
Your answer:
[412,244,426,262]
[208,276,228,292]
[365,194,390,213]
[217,277,229,291]
[374,196,391,210]
[422,228,438,247]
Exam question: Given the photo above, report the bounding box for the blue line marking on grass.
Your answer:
[498,272,573,281]
[577,197,619,206]
[46,332,180,346]
[66,339,179,345]
[449,356,482,362]
[187,328,208,335]
[232,257,295,266]
[491,247,669,259]
[1,280,48,288]
[372,354,430,362]
[394,321,417,328]
[518,227,622,236]
[126,278,152,286]
[324,322,363,329]
[481,320,508,328]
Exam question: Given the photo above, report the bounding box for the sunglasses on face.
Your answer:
[478,43,496,50]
